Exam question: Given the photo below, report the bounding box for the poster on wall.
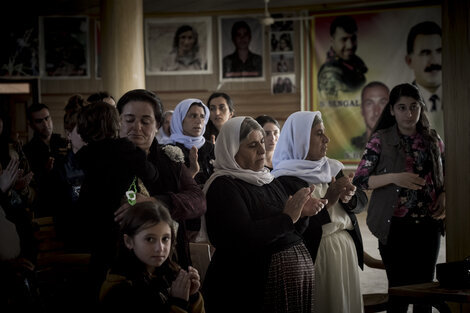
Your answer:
[40,16,90,78]
[312,6,442,163]
[0,19,39,77]
[219,15,264,82]
[145,16,212,75]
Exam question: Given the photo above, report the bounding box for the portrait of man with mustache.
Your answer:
[405,21,443,137]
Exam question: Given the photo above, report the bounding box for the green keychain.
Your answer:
[126,176,137,206]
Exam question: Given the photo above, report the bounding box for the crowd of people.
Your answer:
[0,84,445,313]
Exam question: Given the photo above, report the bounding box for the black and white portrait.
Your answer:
[145,17,212,75]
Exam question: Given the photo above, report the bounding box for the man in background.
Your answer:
[406,21,443,137]
[23,103,67,217]
[351,81,390,151]
[317,15,368,98]
[222,20,262,78]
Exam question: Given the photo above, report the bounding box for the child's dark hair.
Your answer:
[116,201,179,276]
[87,91,115,104]
[64,94,86,133]
[77,101,120,143]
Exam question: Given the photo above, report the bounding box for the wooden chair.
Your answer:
[189,242,212,284]
[33,216,91,309]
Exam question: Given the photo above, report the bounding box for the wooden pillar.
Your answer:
[442,0,470,311]
[100,0,145,100]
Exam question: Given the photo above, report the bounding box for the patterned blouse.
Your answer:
[354,131,444,218]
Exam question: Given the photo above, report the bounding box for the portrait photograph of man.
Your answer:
[219,16,264,81]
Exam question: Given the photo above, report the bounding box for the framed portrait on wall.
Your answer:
[40,16,90,78]
[145,16,212,75]
[219,15,264,82]
[0,18,39,77]
[272,74,295,94]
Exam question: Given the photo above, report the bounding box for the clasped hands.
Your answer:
[284,185,328,223]
[170,266,201,301]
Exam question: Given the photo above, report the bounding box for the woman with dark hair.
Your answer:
[353,83,445,313]
[115,89,206,272]
[255,115,280,170]
[170,98,214,186]
[203,92,234,143]
[100,201,205,312]
[203,116,324,313]
[161,25,207,71]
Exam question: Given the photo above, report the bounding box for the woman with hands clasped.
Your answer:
[100,201,205,312]
[272,111,367,313]
[202,116,324,313]
[353,83,445,313]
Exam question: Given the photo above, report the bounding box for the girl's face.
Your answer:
[209,97,233,130]
[391,96,421,135]
[263,122,280,153]
[124,222,172,273]
[182,105,206,137]
[305,122,330,161]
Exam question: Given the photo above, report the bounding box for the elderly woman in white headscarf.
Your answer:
[272,111,367,313]
[170,98,214,186]
[202,116,325,313]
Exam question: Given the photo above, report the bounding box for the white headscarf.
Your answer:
[170,98,209,149]
[156,126,172,144]
[271,111,343,184]
[203,116,274,194]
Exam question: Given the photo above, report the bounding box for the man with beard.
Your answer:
[406,21,443,137]
[24,103,68,217]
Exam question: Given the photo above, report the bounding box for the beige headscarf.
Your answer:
[202,116,274,195]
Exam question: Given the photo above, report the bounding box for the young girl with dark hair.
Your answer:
[353,83,445,313]
[100,201,204,312]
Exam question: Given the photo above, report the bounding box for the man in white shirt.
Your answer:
[405,21,443,138]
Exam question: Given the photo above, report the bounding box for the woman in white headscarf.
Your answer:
[156,110,173,144]
[202,116,325,313]
[170,98,214,186]
[272,111,367,313]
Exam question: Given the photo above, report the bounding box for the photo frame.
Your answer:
[219,15,264,82]
[272,74,295,94]
[145,16,212,75]
[40,16,90,78]
[0,18,39,77]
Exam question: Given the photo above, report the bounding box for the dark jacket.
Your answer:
[76,138,158,285]
[145,140,207,269]
[175,141,214,187]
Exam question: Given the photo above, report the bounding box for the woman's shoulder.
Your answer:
[275,175,308,190]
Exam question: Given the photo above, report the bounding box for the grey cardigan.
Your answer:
[365,125,406,245]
